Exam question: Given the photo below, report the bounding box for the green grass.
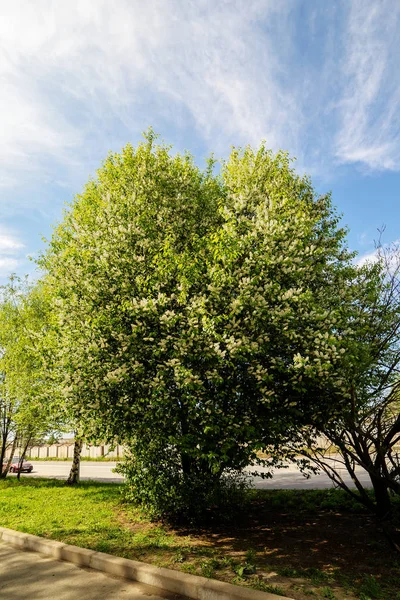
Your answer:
[277,567,333,585]
[0,478,180,558]
[250,487,368,513]
[0,479,398,600]
[359,575,384,599]
[252,581,287,596]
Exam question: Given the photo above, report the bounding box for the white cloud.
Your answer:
[0,227,25,279]
[0,233,24,253]
[358,231,374,248]
[356,239,400,276]
[0,257,20,276]
[0,0,306,189]
[356,249,380,268]
[335,1,400,171]
[0,0,400,196]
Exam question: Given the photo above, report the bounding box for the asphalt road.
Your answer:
[22,461,124,483]
[12,459,373,489]
[247,461,372,489]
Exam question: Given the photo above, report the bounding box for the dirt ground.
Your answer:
[164,493,400,599]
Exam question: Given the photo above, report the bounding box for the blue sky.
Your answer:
[0,0,399,283]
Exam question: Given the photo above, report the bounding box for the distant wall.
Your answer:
[10,442,125,459]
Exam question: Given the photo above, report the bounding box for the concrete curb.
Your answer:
[0,526,293,600]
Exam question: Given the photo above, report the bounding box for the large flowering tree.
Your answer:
[40,132,362,520]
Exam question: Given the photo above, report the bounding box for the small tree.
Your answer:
[265,239,400,539]
[304,242,400,519]
[0,277,58,478]
[0,388,18,478]
[66,436,83,485]
[40,133,364,521]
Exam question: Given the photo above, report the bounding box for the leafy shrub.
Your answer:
[117,444,251,524]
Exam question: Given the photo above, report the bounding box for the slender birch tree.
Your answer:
[0,278,56,478]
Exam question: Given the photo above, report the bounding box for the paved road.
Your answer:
[246,461,372,489]
[22,461,124,483]
[0,541,185,600]
[13,459,372,489]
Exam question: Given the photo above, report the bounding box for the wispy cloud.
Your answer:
[0,226,25,279]
[356,248,380,268]
[335,1,400,171]
[0,1,291,186]
[356,239,400,277]
[0,257,20,275]
[0,0,400,201]
[0,231,24,253]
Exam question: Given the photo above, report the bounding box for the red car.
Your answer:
[8,457,33,473]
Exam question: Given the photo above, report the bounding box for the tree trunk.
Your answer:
[66,438,83,485]
[1,436,17,479]
[181,452,192,476]
[0,433,7,479]
[371,475,400,551]
[179,405,192,477]
[370,474,392,519]
[17,435,32,481]
[0,419,11,478]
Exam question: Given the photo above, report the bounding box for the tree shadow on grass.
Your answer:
[166,490,399,586]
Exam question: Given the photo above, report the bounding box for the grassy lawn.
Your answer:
[0,479,399,600]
